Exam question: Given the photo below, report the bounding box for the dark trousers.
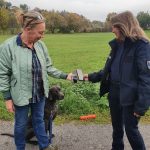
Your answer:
[108,85,146,150]
[14,97,49,150]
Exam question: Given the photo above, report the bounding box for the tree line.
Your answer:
[0,0,150,34]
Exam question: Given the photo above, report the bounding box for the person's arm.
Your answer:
[134,41,150,116]
[84,70,104,83]
[0,44,14,112]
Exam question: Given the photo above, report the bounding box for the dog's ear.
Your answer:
[56,85,61,91]
[51,85,61,91]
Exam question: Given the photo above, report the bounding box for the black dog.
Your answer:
[1,85,64,144]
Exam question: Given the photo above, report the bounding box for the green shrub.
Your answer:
[59,91,94,116]
[50,80,109,118]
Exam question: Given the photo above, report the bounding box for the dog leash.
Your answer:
[48,111,53,144]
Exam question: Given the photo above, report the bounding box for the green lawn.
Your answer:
[0,33,114,73]
[42,33,114,72]
[1,31,150,73]
[0,32,150,123]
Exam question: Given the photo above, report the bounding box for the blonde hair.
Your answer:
[15,10,45,29]
[110,11,149,41]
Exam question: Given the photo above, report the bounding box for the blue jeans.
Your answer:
[14,97,49,150]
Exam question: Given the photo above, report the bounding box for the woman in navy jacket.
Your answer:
[84,11,150,150]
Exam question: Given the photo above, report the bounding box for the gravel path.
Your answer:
[0,120,150,150]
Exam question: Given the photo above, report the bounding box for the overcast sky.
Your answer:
[9,0,150,21]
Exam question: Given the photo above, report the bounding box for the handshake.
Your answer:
[67,69,88,83]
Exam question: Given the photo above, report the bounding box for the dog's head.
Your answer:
[48,85,64,101]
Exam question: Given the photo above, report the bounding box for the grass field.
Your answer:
[0,33,114,72]
[42,33,114,72]
[0,32,150,123]
[1,31,150,72]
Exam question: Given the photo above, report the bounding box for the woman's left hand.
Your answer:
[134,112,140,118]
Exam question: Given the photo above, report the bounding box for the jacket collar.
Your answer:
[16,33,27,48]
[109,39,118,49]
[109,37,135,49]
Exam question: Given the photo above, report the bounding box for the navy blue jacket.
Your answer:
[88,38,150,115]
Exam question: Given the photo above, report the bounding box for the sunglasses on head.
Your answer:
[24,15,44,28]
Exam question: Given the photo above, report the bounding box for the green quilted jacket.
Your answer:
[0,36,67,106]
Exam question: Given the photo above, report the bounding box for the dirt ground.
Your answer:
[0,120,150,150]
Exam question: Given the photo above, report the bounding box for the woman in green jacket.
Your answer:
[0,10,72,150]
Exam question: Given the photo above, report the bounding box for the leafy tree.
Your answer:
[5,2,11,9]
[0,7,9,33]
[0,0,5,8]
[91,20,104,32]
[137,11,150,29]
[61,12,90,33]
[20,4,29,12]
[8,11,20,34]
[104,12,116,32]
[49,11,66,33]
[67,13,82,32]
[77,15,91,32]
[57,14,68,33]
[0,0,12,9]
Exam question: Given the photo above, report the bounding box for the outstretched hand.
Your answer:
[66,73,89,81]
[83,74,89,81]
[134,112,140,118]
